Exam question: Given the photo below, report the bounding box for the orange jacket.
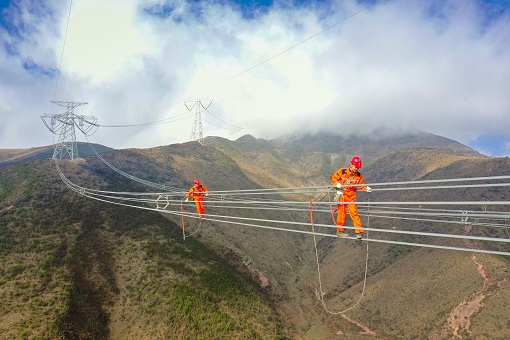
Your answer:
[330,167,367,201]
[186,185,209,201]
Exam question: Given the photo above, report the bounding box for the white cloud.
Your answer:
[1,0,509,155]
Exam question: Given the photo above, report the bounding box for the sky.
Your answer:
[1,0,510,156]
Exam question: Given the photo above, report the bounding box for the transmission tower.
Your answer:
[185,99,212,145]
[41,101,98,160]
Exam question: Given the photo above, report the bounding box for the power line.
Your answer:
[53,0,73,100]
[202,106,251,131]
[53,156,510,256]
[182,4,375,99]
[90,110,193,128]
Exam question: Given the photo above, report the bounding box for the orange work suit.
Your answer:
[330,167,368,235]
[186,184,209,215]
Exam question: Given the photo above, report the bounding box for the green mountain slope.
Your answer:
[0,160,284,339]
[1,130,509,339]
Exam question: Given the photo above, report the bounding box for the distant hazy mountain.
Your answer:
[0,143,114,168]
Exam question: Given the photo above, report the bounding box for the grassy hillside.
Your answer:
[1,131,509,339]
[140,134,507,338]
[0,160,284,339]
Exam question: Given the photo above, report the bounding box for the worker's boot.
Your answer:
[336,231,349,238]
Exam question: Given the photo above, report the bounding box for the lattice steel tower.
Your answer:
[185,99,212,144]
[41,101,98,159]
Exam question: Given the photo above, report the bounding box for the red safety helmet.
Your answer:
[351,156,362,169]
[194,179,200,185]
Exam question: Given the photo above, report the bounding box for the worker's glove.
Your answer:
[185,198,188,202]
[333,191,342,202]
[205,193,208,197]
[336,183,342,189]
[366,186,372,193]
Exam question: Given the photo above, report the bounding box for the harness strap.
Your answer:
[180,202,186,240]
[309,199,315,226]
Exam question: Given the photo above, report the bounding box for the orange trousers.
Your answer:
[336,196,363,234]
[194,200,205,215]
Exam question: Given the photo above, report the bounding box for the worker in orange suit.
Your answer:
[185,179,209,216]
[330,156,371,239]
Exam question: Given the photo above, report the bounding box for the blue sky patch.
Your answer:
[469,134,510,157]
[0,0,9,11]
[143,1,211,22]
[230,0,271,19]
[3,40,18,56]
[143,3,176,20]
[22,60,56,78]
[0,0,13,32]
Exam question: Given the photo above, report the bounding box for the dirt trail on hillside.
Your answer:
[340,314,377,336]
[431,225,493,339]
[441,254,489,338]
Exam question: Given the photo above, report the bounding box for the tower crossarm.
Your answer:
[41,101,97,159]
